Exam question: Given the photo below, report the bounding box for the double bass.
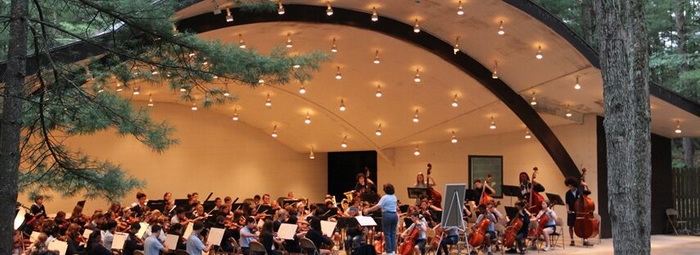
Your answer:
[574,168,599,239]
[527,167,545,214]
[479,174,494,206]
[426,163,442,208]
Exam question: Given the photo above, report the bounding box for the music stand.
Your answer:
[202,201,216,212]
[147,200,166,212]
[407,187,428,199]
[546,193,565,206]
[505,206,518,221]
[76,200,86,207]
[399,204,410,214]
[502,185,522,206]
[255,205,273,216]
[464,189,477,202]
[282,199,300,207]
[231,203,246,211]
[360,193,380,204]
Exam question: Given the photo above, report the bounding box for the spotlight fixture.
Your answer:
[265,94,272,107]
[304,112,311,124]
[258,78,265,84]
[179,86,186,92]
[451,131,458,143]
[675,120,682,134]
[371,7,379,22]
[492,61,499,79]
[116,83,123,92]
[238,34,246,49]
[341,136,348,148]
[530,92,537,106]
[326,1,333,16]
[498,20,505,35]
[286,33,293,48]
[339,99,346,111]
[453,37,460,54]
[375,124,382,136]
[132,86,141,95]
[335,66,342,80]
[271,125,278,138]
[191,103,198,111]
[232,108,239,121]
[413,109,420,123]
[299,85,306,94]
[413,19,421,33]
[213,7,222,15]
[489,116,496,129]
[457,1,464,15]
[565,105,573,117]
[575,75,582,90]
[331,38,338,53]
[413,146,421,156]
[223,85,230,97]
[225,8,233,22]
[414,69,421,83]
[535,46,543,59]
[147,93,154,107]
[373,50,381,64]
[277,0,285,15]
[525,129,532,139]
[452,94,459,107]
[309,147,315,159]
[375,84,383,98]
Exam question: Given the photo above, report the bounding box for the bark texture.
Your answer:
[593,0,651,254]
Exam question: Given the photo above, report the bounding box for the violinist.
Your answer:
[68,205,88,227]
[534,201,557,251]
[518,172,545,201]
[344,206,364,251]
[239,216,259,255]
[418,199,441,226]
[123,222,144,255]
[144,225,168,255]
[171,208,193,226]
[54,211,70,235]
[305,216,333,255]
[163,192,173,203]
[260,220,284,255]
[214,215,237,253]
[187,192,200,210]
[186,221,212,255]
[131,192,149,218]
[164,200,176,218]
[191,203,208,221]
[564,177,592,246]
[401,212,428,255]
[474,204,497,255]
[64,223,85,254]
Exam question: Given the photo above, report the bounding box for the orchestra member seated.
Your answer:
[131,191,149,218]
[86,231,111,255]
[144,225,168,255]
[260,220,284,255]
[305,217,333,255]
[514,202,531,254]
[239,216,259,255]
[123,222,144,255]
[402,212,428,255]
[186,221,212,255]
[475,204,497,255]
[535,201,557,251]
[344,206,364,251]
[437,227,460,255]
[473,179,495,206]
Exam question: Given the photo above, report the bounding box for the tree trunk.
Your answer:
[672,1,695,169]
[593,0,651,254]
[580,0,597,46]
[0,0,28,253]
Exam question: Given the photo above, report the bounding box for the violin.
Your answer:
[527,167,545,214]
[426,164,442,208]
[574,168,599,239]
[479,173,494,206]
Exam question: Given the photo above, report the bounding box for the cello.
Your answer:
[502,214,523,249]
[467,217,491,247]
[398,214,422,255]
[426,163,442,208]
[479,174,494,206]
[574,168,599,239]
[527,167,545,214]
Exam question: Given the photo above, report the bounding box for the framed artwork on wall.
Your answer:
[468,155,503,198]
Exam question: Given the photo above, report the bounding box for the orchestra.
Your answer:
[11,164,598,255]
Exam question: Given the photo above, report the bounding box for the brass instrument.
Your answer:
[341,190,355,212]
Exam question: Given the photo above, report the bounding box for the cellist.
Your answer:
[400,212,428,255]
[533,201,557,251]
[474,204,497,255]
[513,202,531,254]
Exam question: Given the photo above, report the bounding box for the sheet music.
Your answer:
[30,231,40,243]
[183,223,194,239]
[355,216,377,226]
[320,220,337,237]
[14,209,25,230]
[111,233,127,250]
[257,219,265,230]
[207,228,225,246]
[82,229,93,242]
[135,222,149,239]
[165,234,179,250]
[277,223,298,240]
[47,239,68,255]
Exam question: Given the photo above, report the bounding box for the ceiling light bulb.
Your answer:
[525,130,532,139]
[339,99,346,111]
[147,93,154,107]
[309,147,315,160]
[375,124,382,136]
[452,94,459,107]
[326,1,333,16]
[451,131,458,143]
[331,38,338,53]
[265,94,272,107]
[413,109,420,123]
[335,66,342,79]
[492,61,499,79]
[371,7,379,21]
[413,19,421,33]
[258,78,265,84]
[457,1,464,15]
[413,146,421,156]
[498,20,505,35]
[232,109,239,121]
[575,76,582,90]
[375,85,383,98]
[341,136,348,148]
[132,86,140,95]
[535,46,543,59]
[223,88,230,97]
[277,0,285,15]
[489,116,496,129]
[225,8,233,22]
[299,85,306,94]
[179,86,186,92]
[675,121,682,134]
[189,52,196,58]
[271,125,278,138]
[238,34,246,48]
[530,92,537,106]
[151,66,158,75]
[566,105,573,117]
[116,83,123,92]
[191,103,198,111]
[286,33,293,48]
[304,112,311,124]
[373,50,381,64]
[453,37,460,54]
[414,69,421,83]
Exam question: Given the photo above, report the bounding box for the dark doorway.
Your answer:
[328,151,377,200]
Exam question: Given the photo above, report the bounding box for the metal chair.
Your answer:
[250,240,268,255]
[548,217,565,250]
[299,237,319,255]
[666,208,690,235]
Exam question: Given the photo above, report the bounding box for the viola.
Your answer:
[502,216,523,249]
[527,167,545,214]
[467,217,490,247]
[426,163,442,208]
[398,227,420,255]
[479,173,494,206]
[574,168,599,239]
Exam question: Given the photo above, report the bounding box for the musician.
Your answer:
[123,222,144,255]
[305,216,333,255]
[474,204,497,255]
[534,201,557,251]
[187,192,200,209]
[436,226,459,255]
[261,220,284,255]
[86,231,111,255]
[143,225,168,255]
[253,195,262,206]
[100,220,117,250]
[239,216,259,255]
[163,192,173,202]
[473,179,495,207]
[68,205,88,227]
[363,183,398,254]
[85,212,105,231]
[131,191,149,218]
[565,177,592,247]
[354,173,376,195]
[186,221,212,255]
[414,172,436,205]
[518,172,545,201]
[287,191,297,200]
[344,206,364,251]
[65,223,85,254]
[171,208,192,226]
[164,200,176,218]
[401,212,428,255]
[54,211,70,235]
[418,199,441,226]
[513,202,531,254]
